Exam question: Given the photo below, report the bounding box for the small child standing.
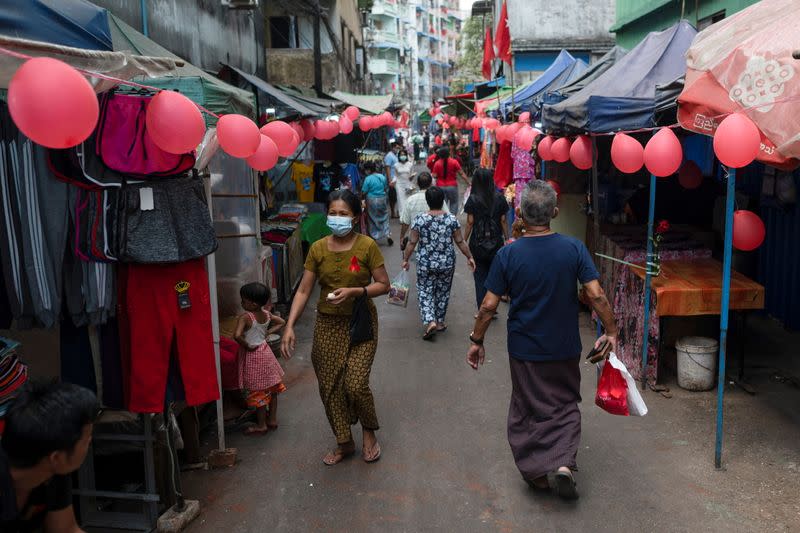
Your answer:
[235,282,286,435]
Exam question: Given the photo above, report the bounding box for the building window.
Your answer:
[697,10,725,31]
[269,17,297,49]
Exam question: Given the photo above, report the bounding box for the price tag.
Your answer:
[139,187,154,211]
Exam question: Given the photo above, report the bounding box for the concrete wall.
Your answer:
[505,0,615,51]
[613,0,759,49]
[267,49,343,91]
[94,0,266,77]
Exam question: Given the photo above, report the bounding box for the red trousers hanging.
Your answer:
[122,259,219,413]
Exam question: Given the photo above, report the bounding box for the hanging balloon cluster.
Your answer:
[5,57,403,174]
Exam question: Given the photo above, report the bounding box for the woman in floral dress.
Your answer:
[401,187,476,339]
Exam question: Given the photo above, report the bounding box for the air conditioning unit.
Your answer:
[222,0,258,9]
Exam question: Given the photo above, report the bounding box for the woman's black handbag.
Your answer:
[349,291,374,346]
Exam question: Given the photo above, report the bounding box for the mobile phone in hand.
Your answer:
[585,340,610,361]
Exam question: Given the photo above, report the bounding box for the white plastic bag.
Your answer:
[607,353,648,416]
[387,270,410,307]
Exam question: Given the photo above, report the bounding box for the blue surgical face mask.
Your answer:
[327,215,353,237]
[399,156,408,162]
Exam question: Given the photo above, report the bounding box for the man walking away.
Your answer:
[399,172,448,251]
[465,180,618,500]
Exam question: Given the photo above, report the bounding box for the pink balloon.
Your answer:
[300,119,316,141]
[314,120,328,140]
[518,112,530,124]
[538,135,554,161]
[290,128,300,148]
[733,210,766,251]
[8,57,99,149]
[322,120,340,139]
[261,120,298,157]
[611,133,644,174]
[569,135,593,170]
[551,137,572,163]
[344,106,360,121]
[217,114,260,158]
[246,134,279,171]
[290,121,304,142]
[380,111,393,126]
[546,179,561,198]
[644,127,683,177]
[145,90,205,154]
[485,118,500,131]
[678,160,703,190]
[358,117,372,132]
[496,125,508,142]
[514,126,537,151]
[507,122,523,140]
[714,113,761,168]
[339,115,354,134]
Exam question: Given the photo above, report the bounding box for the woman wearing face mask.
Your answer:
[394,149,415,218]
[281,189,390,466]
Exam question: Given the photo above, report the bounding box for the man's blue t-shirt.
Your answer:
[384,151,398,180]
[484,234,600,361]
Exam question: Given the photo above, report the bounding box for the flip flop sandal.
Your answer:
[363,443,382,463]
[243,427,269,437]
[436,325,448,332]
[553,470,579,500]
[423,326,437,341]
[322,448,355,466]
[267,424,279,431]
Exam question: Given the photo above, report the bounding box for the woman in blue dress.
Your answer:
[360,161,393,245]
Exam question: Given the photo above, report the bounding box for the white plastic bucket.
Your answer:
[675,336,718,391]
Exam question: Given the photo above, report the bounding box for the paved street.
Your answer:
[184,218,800,533]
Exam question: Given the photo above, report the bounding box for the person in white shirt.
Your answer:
[399,172,448,250]
[394,149,415,217]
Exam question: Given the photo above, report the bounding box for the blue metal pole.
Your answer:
[715,167,736,469]
[640,173,657,390]
[140,0,149,37]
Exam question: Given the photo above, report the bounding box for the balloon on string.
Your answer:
[358,116,373,132]
[290,121,304,143]
[339,115,354,134]
[518,111,530,124]
[546,179,561,198]
[732,210,766,251]
[551,137,572,163]
[508,122,523,139]
[514,126,537,151]
[217,114,260,158]
[485,118,500,130]
[261,120,298,157]
[538,135,554,161]
[8,57,99,149]
[569,135,593,170]
[713,113,761,168]
[610,133,644,174]
[380,111,393,126]
[643,127,682,177]
[246,134,279,171]
[144,90,206,155]
[678,160,703,190]
[344,106,360,121]
[300,119,316,141]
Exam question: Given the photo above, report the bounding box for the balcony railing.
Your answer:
[369,58,401,75]
[368,29,402,46]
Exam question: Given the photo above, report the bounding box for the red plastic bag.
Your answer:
[595,358,629,416]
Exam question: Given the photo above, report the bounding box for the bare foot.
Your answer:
[322,441,355,466]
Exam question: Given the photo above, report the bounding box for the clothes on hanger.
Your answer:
[291,161,315,203]
[313,161,343,203]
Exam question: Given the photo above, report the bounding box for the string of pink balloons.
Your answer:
[6,57,769,249]
[6,57,406,173]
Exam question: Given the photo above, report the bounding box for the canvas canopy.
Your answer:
[543,21,696,134]
[331,91,393,115]
[677,0,800,168]
[542,46,627,108]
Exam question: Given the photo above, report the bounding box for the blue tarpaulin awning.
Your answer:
[498,50,587,115]
[0,0,112,51]
[542,21,697,133]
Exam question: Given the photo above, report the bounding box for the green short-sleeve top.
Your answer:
[304,234,385,315]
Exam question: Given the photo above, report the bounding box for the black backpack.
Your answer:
[470,213,504,263]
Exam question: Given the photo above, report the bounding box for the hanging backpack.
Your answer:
[470,213,504,263]
[96,91,195,178]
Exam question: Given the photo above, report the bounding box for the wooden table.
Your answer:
[632,258,764,316]
[632,258,765,385]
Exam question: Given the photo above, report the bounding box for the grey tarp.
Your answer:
[225,65,316,117]
[330,91,393,115]
[542,21,697,134]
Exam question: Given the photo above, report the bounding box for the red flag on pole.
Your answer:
[482,27,494,80]
[494,1,512,64]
